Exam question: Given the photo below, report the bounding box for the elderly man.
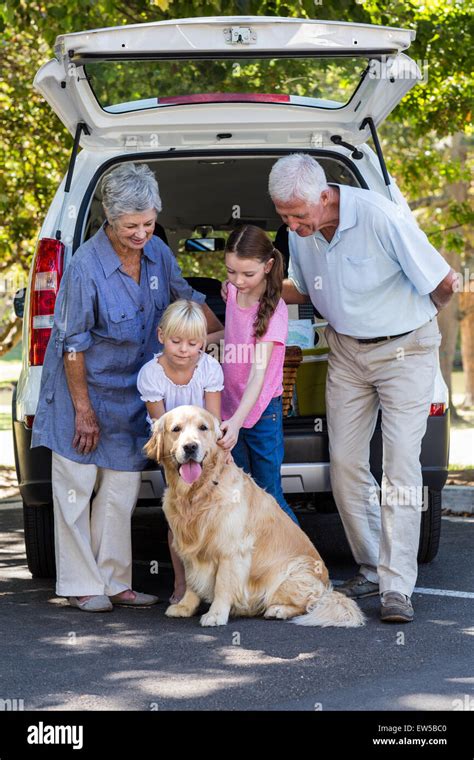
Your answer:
[268,153,455,623]
[32,162,222,612]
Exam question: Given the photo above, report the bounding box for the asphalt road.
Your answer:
[0,500,473,712]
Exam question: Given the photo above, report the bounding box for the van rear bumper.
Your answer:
[12,411,450,506]
[12,421,53,506]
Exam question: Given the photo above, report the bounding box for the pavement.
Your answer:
[0,499,473,712]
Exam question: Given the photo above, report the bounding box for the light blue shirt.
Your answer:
[31,223,206,471]
[288,184,450,338]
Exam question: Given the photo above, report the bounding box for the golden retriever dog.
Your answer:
[145,405,364,628]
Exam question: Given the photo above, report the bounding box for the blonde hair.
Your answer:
[158,300,207,344]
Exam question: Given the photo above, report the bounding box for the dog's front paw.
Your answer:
[200,609,229,627]
[166,603,194,618]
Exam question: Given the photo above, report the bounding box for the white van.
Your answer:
[12,16,450,577]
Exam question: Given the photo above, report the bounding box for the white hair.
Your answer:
[268,154,329,205]
[101,162,162,221]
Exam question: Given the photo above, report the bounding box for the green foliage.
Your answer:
[359,0,473,136]
[0,0,472,284]
[85,56,365,110]
[0,25,71,273]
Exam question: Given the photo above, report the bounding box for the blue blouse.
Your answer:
[31,223,205,470]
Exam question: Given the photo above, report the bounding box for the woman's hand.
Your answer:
[218,417,241,450]
[72,405,101,455]
[220,280,229,303]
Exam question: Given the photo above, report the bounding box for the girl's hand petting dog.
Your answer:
[219,417,241,450]
[216,419,236,463]
[223,450,234,465]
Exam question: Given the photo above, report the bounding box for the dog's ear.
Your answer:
[144,417,165,462]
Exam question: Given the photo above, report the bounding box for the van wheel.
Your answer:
[23,502,56,578]
[417,489,442,564]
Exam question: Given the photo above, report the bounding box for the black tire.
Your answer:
[418,489,442,564]
[22,502,56,579]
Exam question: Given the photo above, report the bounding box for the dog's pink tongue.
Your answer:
[179,461,202,484]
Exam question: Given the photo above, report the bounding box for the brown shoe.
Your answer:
[380,592,414,623]
[338,574,379,599]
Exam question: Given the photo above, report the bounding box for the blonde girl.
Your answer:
[137,300,224,602]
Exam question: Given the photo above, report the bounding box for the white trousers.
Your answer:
[51,452,141,597]
[325,319,441,597]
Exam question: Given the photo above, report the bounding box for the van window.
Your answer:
[85,56,368,114]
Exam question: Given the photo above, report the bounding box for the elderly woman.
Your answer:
[32,163,222,612]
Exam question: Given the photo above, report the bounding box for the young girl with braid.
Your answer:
[211,224,299,524]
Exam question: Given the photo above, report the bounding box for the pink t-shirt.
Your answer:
[221,282,288,428]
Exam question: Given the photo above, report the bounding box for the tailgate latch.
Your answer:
[224,27,257,45]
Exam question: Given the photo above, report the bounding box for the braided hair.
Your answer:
[226,225,284,339]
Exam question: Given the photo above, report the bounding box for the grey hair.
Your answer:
[101,163,162,221]
[268,154,329,205]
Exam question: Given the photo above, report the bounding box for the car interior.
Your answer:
[81,154,361,417]
[83,155,361,321]
[84,155,360,247]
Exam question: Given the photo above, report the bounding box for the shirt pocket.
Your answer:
[342,256,379,293]
[108,305,139,341]
[342,255,399,294]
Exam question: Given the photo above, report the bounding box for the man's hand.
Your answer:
[430,268,457,312]
[72,405,100,454]
[282,279,311,305]
[202,302,223,333]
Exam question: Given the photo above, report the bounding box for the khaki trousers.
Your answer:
[325,318,441,597]
[51,452,141,597]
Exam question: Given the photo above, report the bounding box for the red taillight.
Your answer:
[429,403,446,416]
[29,238,64,366]
[24,415,35,429]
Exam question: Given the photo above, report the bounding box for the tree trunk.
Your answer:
[0,316,22,358]
[459,289,474,407]
[437,248,459,404]
[450,133,474,408]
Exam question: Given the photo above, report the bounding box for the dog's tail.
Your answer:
[292,585,365,628]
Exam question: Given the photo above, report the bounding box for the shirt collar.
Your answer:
[334,184,357,233]
[96,222,159,279]
[312,184,357,245]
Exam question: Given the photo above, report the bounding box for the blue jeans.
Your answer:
[232,396,299,525]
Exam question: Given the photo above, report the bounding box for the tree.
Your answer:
[1,0,472,404]
[0,23,71,351]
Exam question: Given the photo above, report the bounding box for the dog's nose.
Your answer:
[183,442,198,458]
